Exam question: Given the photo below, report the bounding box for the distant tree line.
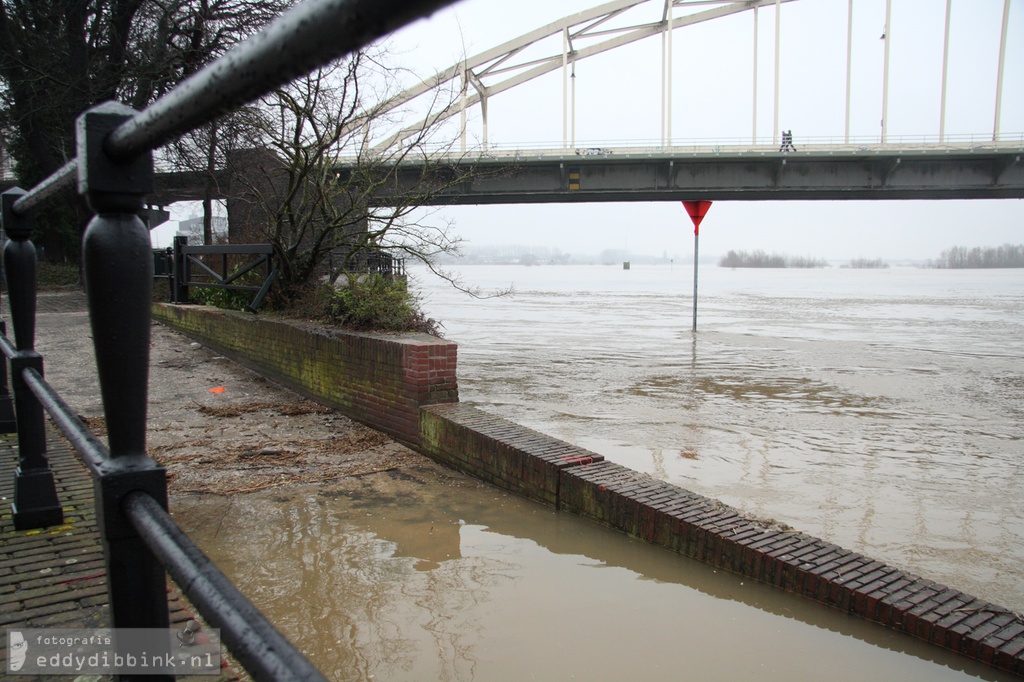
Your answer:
[432,244,572,265]
[844,258,889,269]
[926,244,1024,269]
[718,250,828,268]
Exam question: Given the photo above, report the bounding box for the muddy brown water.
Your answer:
[414,264,1024,616]
[172,468,1011,681]
[24,271,1021,680]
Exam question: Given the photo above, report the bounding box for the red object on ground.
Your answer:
[682,200,713,235]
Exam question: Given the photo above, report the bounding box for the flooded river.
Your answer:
[170,263,1022,681]
[174,464,1010,681]
[412,264,1024,614]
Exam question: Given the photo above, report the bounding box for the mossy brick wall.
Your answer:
[152,304,457,446]
[419,403,1024,677]
[419,402,604,506]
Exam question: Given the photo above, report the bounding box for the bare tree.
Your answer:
[225,48,499,301]
[161,107,262,244]
[164,122,224,245]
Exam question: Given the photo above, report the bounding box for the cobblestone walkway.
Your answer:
[0,434,109,633]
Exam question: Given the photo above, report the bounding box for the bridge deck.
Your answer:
[382,143,1024,204]
[87,140,1023,207]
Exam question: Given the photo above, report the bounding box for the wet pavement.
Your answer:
[0,289,436,679]
[30,289,428,497]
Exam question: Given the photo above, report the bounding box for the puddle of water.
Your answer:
[171,465,1012,682]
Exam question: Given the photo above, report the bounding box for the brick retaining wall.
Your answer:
[152,304,457,446]
[420,402,606,506]
[420,403,1024,676]
[153,305,1024,676]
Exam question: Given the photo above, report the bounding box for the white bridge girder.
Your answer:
[371,0,1017,156]
[374,0,798,152]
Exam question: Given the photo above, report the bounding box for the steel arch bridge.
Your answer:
[144,0,1024,206]
[378,0,1020,153]
[358,0,1024,204]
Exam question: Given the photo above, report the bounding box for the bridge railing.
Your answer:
[0,0,458,679]
[327,247,407,280]
[372,130,1024,163]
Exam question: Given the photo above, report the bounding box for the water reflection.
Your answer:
[320,481,461,571]
[173,466,1013,681]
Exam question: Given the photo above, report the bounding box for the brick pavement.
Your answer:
[0,290,241,679]
[0,432,240,679]
[0,433,109,634]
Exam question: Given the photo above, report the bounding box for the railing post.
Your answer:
[172,235,189,303]
[77,101,172,645]
[0,319,17,433]
[160,246,173,302]
[1,188,64,530]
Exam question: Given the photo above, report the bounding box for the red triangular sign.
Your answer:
[682,200,713,235]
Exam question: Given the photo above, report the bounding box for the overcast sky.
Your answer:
[382,0,1024,261]
[161,0,1023,261]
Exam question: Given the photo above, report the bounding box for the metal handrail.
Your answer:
[21,367,110,474]
[340,131,1024,163]
[171,241,280,311]
[124,492,323,682]
[14,360,325,681]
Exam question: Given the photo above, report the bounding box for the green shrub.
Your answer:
[181,263,440,335]
[325,274,438,334]
[36,262,80,287]
[188,263,266,312]
[190,285,256,312]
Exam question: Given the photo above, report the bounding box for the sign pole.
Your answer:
[692,227,700,332]
[681,201,713,332]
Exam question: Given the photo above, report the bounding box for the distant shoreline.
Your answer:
[425,243,1023,269]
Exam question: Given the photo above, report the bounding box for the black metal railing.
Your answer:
[156,237,279,312]
[0,0,458,679]
[328,247,407,279]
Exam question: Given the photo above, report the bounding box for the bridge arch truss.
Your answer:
[376,0,1019,154]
